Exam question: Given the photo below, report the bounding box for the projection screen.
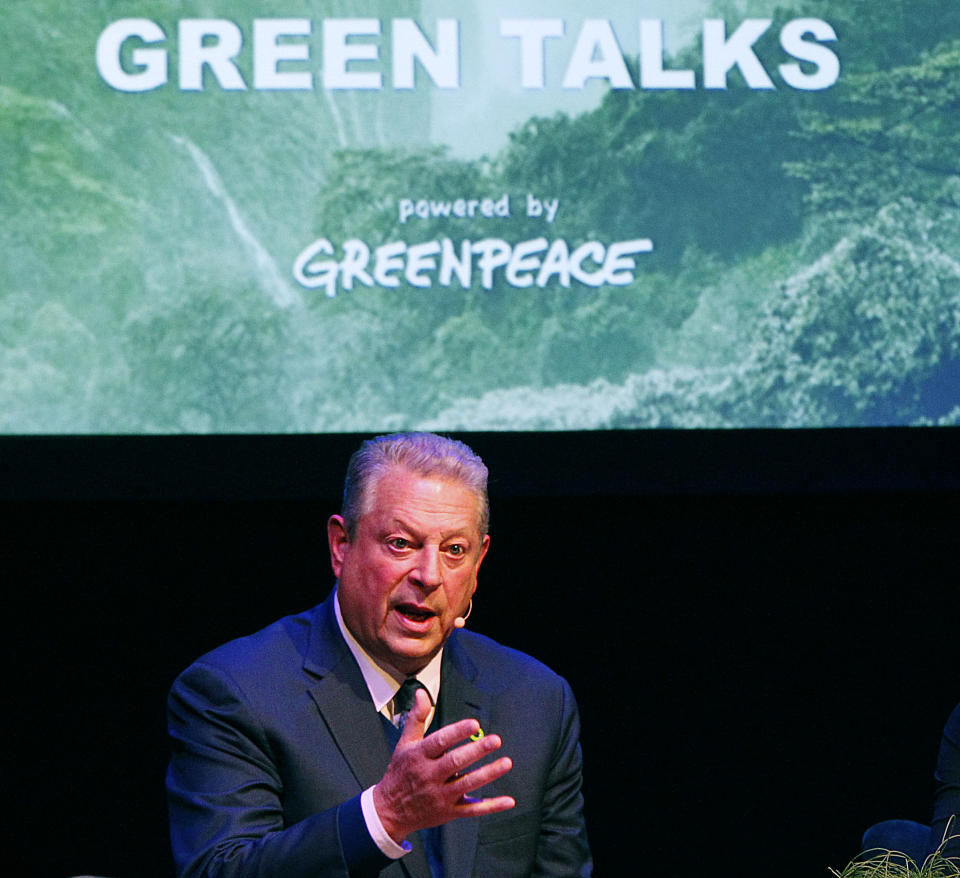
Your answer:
[3,0,959,433]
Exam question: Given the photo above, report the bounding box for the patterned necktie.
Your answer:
[393,676,428,730]
[388,678,443,876]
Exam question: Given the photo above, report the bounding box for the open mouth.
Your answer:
[395,603,436,624]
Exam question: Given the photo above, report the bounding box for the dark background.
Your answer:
[4,428,959,877]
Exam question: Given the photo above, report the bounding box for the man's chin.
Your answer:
[383,632,446,673]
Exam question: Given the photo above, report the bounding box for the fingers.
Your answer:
[442,733,503,776]
[425,732,504,787]
[402,714,511,790]
[397,688,433,744]
[375,716,515,840]
[447,754,513,795]
[452,793,516,818]
[420,717,484,759]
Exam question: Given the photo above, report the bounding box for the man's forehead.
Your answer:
[363,466,483,526]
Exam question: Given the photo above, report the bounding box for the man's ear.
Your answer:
[466,534,490,605]
[327,514,350,579]
[477,533,490,568]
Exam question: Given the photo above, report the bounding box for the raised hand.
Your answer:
[372,688,515,843]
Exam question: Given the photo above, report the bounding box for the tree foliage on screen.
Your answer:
[1,0,958,431]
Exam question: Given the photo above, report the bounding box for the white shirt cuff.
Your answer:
[360,786,411,859]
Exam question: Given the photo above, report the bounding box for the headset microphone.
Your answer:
[453,598,473,629]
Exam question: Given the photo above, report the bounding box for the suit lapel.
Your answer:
[302,597,433,878]
[438,634,488,878]
[302,598,394,790]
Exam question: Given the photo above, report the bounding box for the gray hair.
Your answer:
[341,432,489,537]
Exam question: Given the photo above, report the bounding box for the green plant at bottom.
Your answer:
[832,820,960,878]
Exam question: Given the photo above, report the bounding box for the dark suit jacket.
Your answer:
[167,594,592,878]
[932,701,960,857]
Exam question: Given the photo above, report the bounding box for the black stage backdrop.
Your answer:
[5,429,960,877]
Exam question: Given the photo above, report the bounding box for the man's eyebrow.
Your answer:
[383,518,424,538]
[384,518,474,541]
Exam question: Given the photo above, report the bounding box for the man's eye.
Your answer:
[388,538,410,549]
[447,544,465,556]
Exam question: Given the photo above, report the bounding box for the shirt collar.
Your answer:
[334,588,442,725]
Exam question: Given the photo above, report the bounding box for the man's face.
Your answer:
[328,465,490,675]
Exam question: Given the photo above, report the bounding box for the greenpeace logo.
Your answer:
[293,236,654,297]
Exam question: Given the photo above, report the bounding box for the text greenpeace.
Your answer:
[97,17,839,93]
[292,237,655,298]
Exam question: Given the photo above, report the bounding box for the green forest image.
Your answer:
[3,0,960,432]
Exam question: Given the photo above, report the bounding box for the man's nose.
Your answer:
[411,546,443,590]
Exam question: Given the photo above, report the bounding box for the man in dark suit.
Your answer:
[166,432,592,877]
